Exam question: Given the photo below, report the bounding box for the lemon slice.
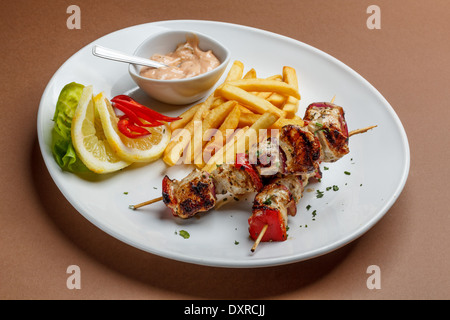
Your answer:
[95,92,171,163]
[71,86,131,174]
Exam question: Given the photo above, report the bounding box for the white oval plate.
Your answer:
[37,20,409,268]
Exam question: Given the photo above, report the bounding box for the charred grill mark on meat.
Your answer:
[162,170,216,219]
[279,124,322,175]
[304,102,349,162]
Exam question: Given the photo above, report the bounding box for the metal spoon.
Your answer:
[92,45,168,68]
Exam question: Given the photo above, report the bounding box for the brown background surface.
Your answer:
[1,0,449,300]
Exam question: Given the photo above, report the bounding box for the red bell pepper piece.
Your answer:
[235,153,263,192]
[248,208,287,242]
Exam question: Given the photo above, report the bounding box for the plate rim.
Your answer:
[37,19,410,268]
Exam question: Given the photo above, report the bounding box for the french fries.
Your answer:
[215,84,286,118]
[225,79,300,100]
[163,60,304,168]
[281,66,300,118]
[201,104,241,166]
[243,68,257,79]
[238,112,261,128]
[163,95,214,166]
[270,117,305,129]
[192,100,237,165]
[169,103,201,131]
[224,60,244,82]
[203,112,280,173]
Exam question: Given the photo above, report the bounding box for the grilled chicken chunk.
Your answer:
[304,102,349,162]
[162,169,216,218]
[279,124,322,175]
[254,136,285,178]
[211,163,262,195]
[249,174,304,242]
[270,175,304,207]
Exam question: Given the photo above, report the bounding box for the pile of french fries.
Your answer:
[163,60,305,172]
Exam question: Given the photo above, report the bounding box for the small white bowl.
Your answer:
[129,30,230,105]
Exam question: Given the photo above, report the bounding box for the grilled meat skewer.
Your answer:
[144,102,374,245]
[162,102,347,219]
[162,126,321,220]
[247,102,351,244]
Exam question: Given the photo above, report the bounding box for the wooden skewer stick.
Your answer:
[251,224,268,252]
[330,95,336,104]
[129,126,377,211]
[349,125,377,137]
[129,196,163,210]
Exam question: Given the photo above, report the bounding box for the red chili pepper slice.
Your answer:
[112,95,133,102]
[111,95,181,122]
[111,94,181,139]
[114,101,163,127]
[127,106,166,127]
[248,208,287,242]
[235,153,263,192]
[117,116,151,138]
[113,102,145,127]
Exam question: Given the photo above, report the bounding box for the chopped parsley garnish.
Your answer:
[314,127,328,135]
[306,204,311,210]
[263,196,273,205]
[344,171,351,175]
[333,185,339,191]
[316,190,324,198]
[178,230,190,239]
[234,240,239,245]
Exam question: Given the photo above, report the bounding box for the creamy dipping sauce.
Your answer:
[140,35,221,80]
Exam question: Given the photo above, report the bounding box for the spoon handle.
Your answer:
[92,45,167,69]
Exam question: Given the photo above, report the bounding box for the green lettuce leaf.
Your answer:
[51,82,90,173]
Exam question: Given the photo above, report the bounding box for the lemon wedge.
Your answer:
[95,92,171,163]
[71,86,131,174]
